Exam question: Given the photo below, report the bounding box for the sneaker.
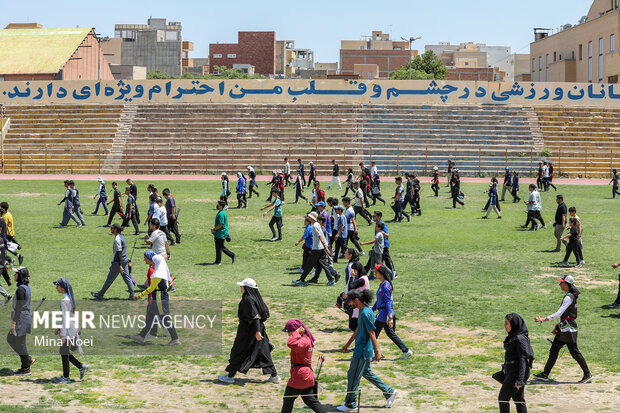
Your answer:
[605,303,620,309]
[575,262,583,268]
[401,349,413,360]
[231,253,236,264]
[326,280,336,286]
[334,273,341,283]
[217,374,235,384]
[30,358,35,366]
[18,254,24,265]
[392,271,398,279]
[481,216,488,219]
[359,251,365,256]
[292,280,307,286]
[307,278,319,284]
[79,364,89,380]
[498,216,502,219]
[578,373,593,384]
[102,224,110,228]
[90,292,103,300]
[296,268,304,274]
[385,389,398,408]
[129,334,145,344]
[336,404,357,412]
[52,376,71,384]
[535,224,540,231]
[520,225,528,228]
[542,225,547,229]
[406,215,411,222]
[264,374,281,383]
[55,225,65,229]
[533,372,549,381]
[580,260,586,265]
[145,333,158,340]
[76,224,82,228]
[168,286,176,293]
[270,237,279,242]
[167,339,181,346]
[14,369,31,376]
[559,262,569,267]
[127,295,136,301]
[4,294,12,305]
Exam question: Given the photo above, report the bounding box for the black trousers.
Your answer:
[248,180,260,198]
[543,336,590,376]
[498,368,529,413]
[168,217,181,243]
[382,246,395,273]
[160,225,174,244]
[122,213,139,233]
[371,193,385,205]
[295,187,307,202]
[300,250,333,282]
[347,232,363,252]
[281,384,326,413]
[525,210,545,229]
[138,291,179,341]
[269,216,283,239]
[544,177,556,191]
[563,242,583,263]
[353,205,372,224]
[411,194,421,214]
[512,188,520,202]
[452,192,464,207]
[431,183,439,196]
[333,236,347,263]
[375,319,408,353]
[107,205,122,225]
[7,333,30,370]
[237,193,247,208]
[59,341,83,378]
[214,237,234,264]
[301,246,311,269]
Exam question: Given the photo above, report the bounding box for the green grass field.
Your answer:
[0,179,618,412]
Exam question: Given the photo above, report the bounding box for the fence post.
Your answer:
[205,145,209,174]
[396,146,400,176]
[231,143,235,172]
[70,152,74,175]
[584,148,588,178]
[19,146,22,174]
[530,147,533,176]
[505,148,508,169]
[260,145,263,174]
[370,145,373,163]
[424,146,428,176]
[44,144,48,174]
[99,146,102,174]
[558,147,561,176]
[178,144,182,173]
[478,148,481,177]
[151,144,155,174]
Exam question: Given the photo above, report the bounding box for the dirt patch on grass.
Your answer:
[0,192,56,197]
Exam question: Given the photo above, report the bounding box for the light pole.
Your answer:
[401,36,421,80]
[93,33,110,80]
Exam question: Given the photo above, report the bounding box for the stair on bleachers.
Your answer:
[536,107,620,177]
[1,105,123,173]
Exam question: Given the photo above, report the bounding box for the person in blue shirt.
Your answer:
[501,167,512,202]
[483,182,502,219]
[306,162,317,188]
[236,172,247,209]
[294,217,313,274]
[337,289,397,411]
[372,264,412,360]
[511,171,521,203]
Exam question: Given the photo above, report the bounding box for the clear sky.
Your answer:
[0,0,594,63]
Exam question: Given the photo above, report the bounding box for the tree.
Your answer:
[390,50,447,80]
[147,70,177,79]
[200,65,266,79]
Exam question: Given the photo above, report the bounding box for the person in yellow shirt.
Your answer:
[0,202,23,265]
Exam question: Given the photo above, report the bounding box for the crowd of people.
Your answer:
[1,161,619,413]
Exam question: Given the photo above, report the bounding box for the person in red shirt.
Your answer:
[281,319,326,413]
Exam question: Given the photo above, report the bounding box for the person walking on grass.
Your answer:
[451,170,464,209]
[280,319,327,413]
[92,177,108,215]
[498,313,534,413]
[294,217,313,274]
[344,168,355,197]
[606,261,620,309]
[261,190,283,241]
[246,166,260,198]
[372,211,395,278]
[533,275,592,384]
[236,172,248,209]
[391,177,410,222]
[372,264,412,360]
[0,212,12,305]
[121,187,140,235]
[68,181,86,227]
[552,195,567,252]
[129,250,180,346]
[559,218,584,267]
[431,166,440,197]
[104,182,123,228]
[163,188,181,244]
[211,200,236,265]
[341,261,369,332]
[0,204,23,265]
[511,171,520,203]
[483,183,502,219]
[7,266,34,376]
[293,212,336,286]
[218,278,280,384]
[284,158,291,187]
[293,170,308,204]
[57,180,81,228]
[609,169,620,198]
[154,196,174,245]
[501,167,511,202]
[91,223,135,300]
[361,221,385,279]
[522,184,545,231]
[328,159,342,190]
[125,178,140,223]
[306,162,317,188]
[333,205,348,263]
[370,174,385,206]
[353,182,372,225]
[220,173,230,207]
[51,278,88,384]
[337,289,397,412]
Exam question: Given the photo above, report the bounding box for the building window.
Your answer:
[599,38,604,82]
[213,54,222,58]
[588,41,593,82]
[545,54,549,81]
[532,58,535,80]
[579,44,583,60]
[609,75,618,83]
[538,56,542,81]
[227,54,236,58]
[612,34,616,51]
[368,72,374,80]
[553,52,557,62]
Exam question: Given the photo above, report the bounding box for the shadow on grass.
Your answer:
[319,327,350,334]
[0,368,15,377]
[195,262,220,266]
[537,250,561,253]
[600,313,620,319]
[202,377,266,386]
[527,379,585,385]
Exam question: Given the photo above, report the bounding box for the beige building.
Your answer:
[275,40,314,78]
[531,0,620,83]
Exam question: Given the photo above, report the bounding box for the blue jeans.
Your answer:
[94,197,108,214]
[97,261,134,297]
[344,356,394,408]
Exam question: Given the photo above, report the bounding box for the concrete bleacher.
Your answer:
[536,107,620,177]
[1,104,123,173]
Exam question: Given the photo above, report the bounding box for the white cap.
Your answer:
[236,278,257,289]
[557,275,575,285]
[97,176,103,182]
[221,172,227,176]
[433,166,438,171]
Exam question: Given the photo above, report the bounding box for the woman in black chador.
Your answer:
[218,278,280,384]
[497,313,534,413]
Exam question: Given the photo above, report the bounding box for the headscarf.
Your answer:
[568,283,581,298]
[237,172,243,179]
[54,277,76,311]
[14,266,30,286]
[241,286,270,322]
[144,250,156,261]
[347,249,359,263]
[504,313,535,366]
[283,319,316,345]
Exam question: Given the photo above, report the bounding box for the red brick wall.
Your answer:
[2,74,55,81]
[61,31,114,81]
[446,67,495,81]
[340,49,411,78]
[209,31,275,75]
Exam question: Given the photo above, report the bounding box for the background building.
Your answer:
[340,30,417,78]
[113,18,185,77]
[0,24,113,81]
[275,40,314,78]
[209,31,276,75]
[530,0,620,83]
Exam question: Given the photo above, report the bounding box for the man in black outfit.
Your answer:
[126,178,140,223]
[328,159,341,190]
[121,187,140,235]
[163,188,181,244]
[552,195,567,252]
[104,182,123,227]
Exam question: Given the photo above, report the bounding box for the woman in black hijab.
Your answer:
[218,278,279,384]
[6,266,33,375]
[498,313,534,413]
